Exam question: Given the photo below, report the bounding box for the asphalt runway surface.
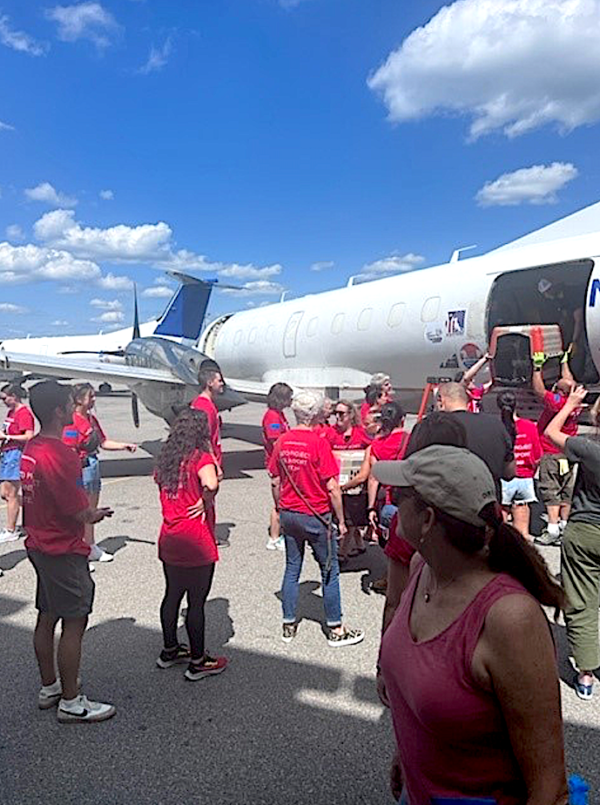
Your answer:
[1,395,599,804]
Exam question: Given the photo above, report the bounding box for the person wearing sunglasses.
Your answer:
[326,401,370,560]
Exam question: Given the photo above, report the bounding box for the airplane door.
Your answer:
[283,311,303,358]
[586,265,600,374]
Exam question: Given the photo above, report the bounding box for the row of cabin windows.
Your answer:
[231,296,441,345]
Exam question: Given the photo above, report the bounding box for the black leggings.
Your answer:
[160,563,215,660]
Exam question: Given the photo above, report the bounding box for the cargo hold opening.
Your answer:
[486,258,599,386]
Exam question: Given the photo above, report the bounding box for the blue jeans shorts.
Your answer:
[82,455,101,494]
[0,448,23,482]
[501,476,537,506]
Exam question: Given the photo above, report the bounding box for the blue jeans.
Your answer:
[280,510,342,627]
[380,504,398,529]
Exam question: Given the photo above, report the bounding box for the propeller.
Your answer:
[131,392,140,428]
[133,283,141,340]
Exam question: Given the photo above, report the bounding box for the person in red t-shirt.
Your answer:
[327,400,371,560]
[456,352,493,413]
[263,382,293,551]
[268,390,364,647]
[312,396,335,440]
[62,383,136,563]
[532,353,579,545]
[23,380,115,723]
[190,365,225,476]
[367,402,410,530]
[497,391,542,542]
[360,375,391,426]
[155,408,227,681]
[0,383,35,544]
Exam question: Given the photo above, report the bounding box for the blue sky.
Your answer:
[1,0,600,336]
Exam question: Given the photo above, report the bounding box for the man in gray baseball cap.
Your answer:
[372,445,497,526]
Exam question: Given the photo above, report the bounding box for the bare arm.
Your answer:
[340,446,371,492]
[462,352,490,385]
[531,366,546,401]
[101,439,137,452]
[545,386,586,452]
[476,596,567,805]
[560,352,575,384]
[75,506,113,524]
[0,429,34,444]
[326,477,346,535]
[270,476,281,510]
[382,558,410,635]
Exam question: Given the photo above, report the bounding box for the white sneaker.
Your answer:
[88,544,113,562]
[0,528,19,545]
[266,536,285,551]
[57,693,116,723]
[88,563,95,573]
[39,679,62,710]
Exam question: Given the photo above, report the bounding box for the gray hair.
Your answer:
[370,372,390,388]
[292,390,324,425]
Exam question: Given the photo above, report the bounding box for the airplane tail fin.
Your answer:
[153,272,218,342]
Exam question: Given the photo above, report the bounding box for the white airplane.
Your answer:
[200,201,600,408]
[3,201,600,416]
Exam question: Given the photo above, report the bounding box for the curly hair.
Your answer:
[155,408,212,494]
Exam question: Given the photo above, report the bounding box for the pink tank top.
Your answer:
[380,562,532,805]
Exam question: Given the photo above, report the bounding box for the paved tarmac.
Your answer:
[0,395,599,804]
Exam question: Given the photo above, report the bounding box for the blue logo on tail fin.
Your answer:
[154,279,217,341]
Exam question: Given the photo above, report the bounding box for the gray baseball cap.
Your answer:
[372,445,496,527]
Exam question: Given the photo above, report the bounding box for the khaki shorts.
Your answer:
[538,453,575,507]
[28,550,95,619]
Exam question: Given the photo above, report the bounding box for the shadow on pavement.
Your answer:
[0,546,27,572]
[223,449,266,480]
[221,422,263,447]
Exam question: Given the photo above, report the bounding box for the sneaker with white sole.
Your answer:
[327,627,365,648]
[156,643,191,669]
[575,674,594,701]
[38,679,62,710]
[0,528,20,545]
[282,623,298,643]
[266,536,285,551]
[88,544,113,562]
[57,694,116,723]
[184,655,228,681]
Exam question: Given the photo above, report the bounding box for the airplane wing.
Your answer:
[0,350,184,386]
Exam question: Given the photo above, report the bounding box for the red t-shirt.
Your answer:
[513,418,542,478]
[21,436,89,556]
[384,512,415,566]
[360,401,372,423]
[262,409,289,463]
[467,385,485,414]
[1,405,34,452]
[371,430,410,462]
[313,423,335,440]
[537,391,579,455]
[326,426,371,451]
[62,411,106,460]
[157,452,218,568]
[268,428,339,515]
[191,395,222,465]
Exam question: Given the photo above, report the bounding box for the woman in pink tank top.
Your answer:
[373,446,567,805]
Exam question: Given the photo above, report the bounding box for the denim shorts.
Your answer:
[81,455,101,494]
[501,476,537,506]
[0,448,23,482]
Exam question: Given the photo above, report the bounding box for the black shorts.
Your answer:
[342,492,368,527]
[27,550,95,619]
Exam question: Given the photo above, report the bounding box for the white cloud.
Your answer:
[99,189,113,200]
[476,162,579,207]
[355,252,425,281]
[5,225,24,242]
[0,242,101,284]
[25,182,78,208]
[96,272,134,291]
[310,260,334,272]
[0,302,28,314]
[218,263,282,280]
[90,297,123,310]
[51,319,69,326]
[46,2,119,48]
[0,15,47,56]
[142,285,174,298]
[0,121,15,131]
[92,310,124,323]
[138,36,173,75]
[222,280,285,297]
[368,0,600,139]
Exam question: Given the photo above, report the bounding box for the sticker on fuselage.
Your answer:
[424,323,444,344]
[445,309,466,336]
[459,342,483,369]
[439,354,459,369]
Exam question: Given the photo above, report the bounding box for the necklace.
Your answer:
[423,571,459,603]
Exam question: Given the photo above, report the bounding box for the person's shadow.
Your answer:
[274,581,330,637]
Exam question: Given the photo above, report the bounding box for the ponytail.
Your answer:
[480,503,565,612]
[496,390,517,446]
